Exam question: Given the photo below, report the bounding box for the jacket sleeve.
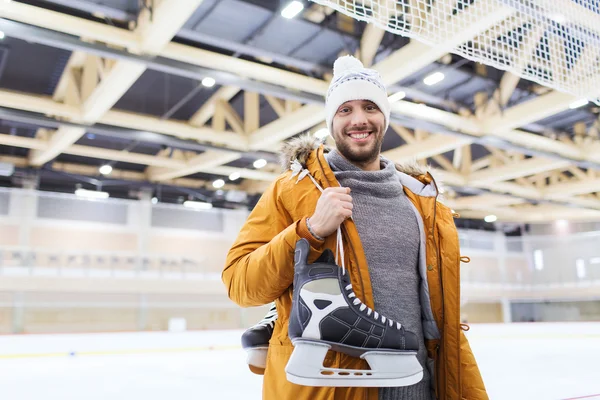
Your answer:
[222,177,325,307]
[460,330,489,400]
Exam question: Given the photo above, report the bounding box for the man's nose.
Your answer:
[349,108,368,127]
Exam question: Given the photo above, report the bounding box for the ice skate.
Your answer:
[286,238,423,387]
[241,302,277,374]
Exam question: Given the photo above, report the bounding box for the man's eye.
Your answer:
[339,108,350,113]
[366,105,377,111]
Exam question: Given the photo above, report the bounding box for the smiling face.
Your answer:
[331,99,386,171]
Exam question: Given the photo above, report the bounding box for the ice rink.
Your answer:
[1,322,599,400]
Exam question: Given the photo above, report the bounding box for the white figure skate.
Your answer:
[241,303,277,374]
[285,238,423,387]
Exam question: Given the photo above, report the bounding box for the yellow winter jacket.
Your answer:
[223,135,488,400]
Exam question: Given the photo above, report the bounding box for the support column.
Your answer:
[495,231,508,284]
[12,292,24,333]
[501,297,512,323]
[12,175,39,249]
[137,293,147,331]
[134,188,153,273]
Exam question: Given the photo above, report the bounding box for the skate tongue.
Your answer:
[315,249,336,265]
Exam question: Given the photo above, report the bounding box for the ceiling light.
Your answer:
[151,197,158,204]
[213,179,225,188]
[569,99,589,109]
[253,159,267,169]
[229,172,241,181]
[423,72,445,86]
[183,200,212,210]
[484,214,497,223]
[550,13,566,24]
[388,91,406,103]
[314,128,329,140]
[99,164,112,175]
[0,161,14,177]
[75,188,109,199]
[281,1,304,19]
[201,77,216,88]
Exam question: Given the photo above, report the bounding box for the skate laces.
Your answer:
[346,285,402,329]
[290,161,400,330]
[254,303,277,329]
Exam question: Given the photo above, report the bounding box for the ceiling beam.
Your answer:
[543,178,600,198]
[0,155,265,194]
[382,134,471,163]
[189,86,241,127]
[457,205,600,222]
[445,194,527,210]
[359,23,385,67]
[483,91,576,132]
[29,127,86,167]
[147,150,241,182]
[24,0,203,167]
[0,89,248,150]
[0,133,274,182]
[248,104,324,150]
[0,1,138,50]
[0,4,598,189]
[101,109,247,149]
[469,158,570,184]
[491,23,548,111]
[1,5,596,173]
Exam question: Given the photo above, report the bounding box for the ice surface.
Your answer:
[1,323,599,400]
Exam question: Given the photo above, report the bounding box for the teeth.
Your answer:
[350,133,369,139]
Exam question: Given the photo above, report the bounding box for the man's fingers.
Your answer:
[335,194,353,203]
[340,201,353,210]
[324,187,350,194]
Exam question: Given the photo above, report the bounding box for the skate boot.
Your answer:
[286,238,423,387]
[241,302,277,374]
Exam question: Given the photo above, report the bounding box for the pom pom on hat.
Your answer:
[333,55,364,77]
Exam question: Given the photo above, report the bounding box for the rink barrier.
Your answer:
[0,344,240,359]
[3,331,600,359]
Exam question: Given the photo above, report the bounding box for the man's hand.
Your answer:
[309,187,353,238]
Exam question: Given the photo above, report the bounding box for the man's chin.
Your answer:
[340,148,378,164]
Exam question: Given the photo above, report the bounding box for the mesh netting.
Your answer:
[310,0,600,104]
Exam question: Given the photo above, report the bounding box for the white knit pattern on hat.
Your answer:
[325,55,390,133]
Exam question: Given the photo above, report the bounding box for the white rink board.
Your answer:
[0,323,599,400]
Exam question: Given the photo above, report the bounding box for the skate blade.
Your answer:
[245,346,268,370]
[285,340,423,387]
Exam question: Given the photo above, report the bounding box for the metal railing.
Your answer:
[0,246,218,280]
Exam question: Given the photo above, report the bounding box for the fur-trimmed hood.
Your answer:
[279,133,430,178]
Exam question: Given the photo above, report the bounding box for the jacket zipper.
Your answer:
[315,150,369,400]
[429,173,444,399]
[315,149,367,302]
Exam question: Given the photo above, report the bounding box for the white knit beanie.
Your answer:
[325,55,390,133]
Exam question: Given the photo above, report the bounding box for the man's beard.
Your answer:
[333,127,384,165]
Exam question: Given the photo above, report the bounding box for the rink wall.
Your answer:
[0,187,599,333]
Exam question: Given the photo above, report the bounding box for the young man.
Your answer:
[222,55,488,400]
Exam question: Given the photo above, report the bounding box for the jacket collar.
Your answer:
[280,134,439,197]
